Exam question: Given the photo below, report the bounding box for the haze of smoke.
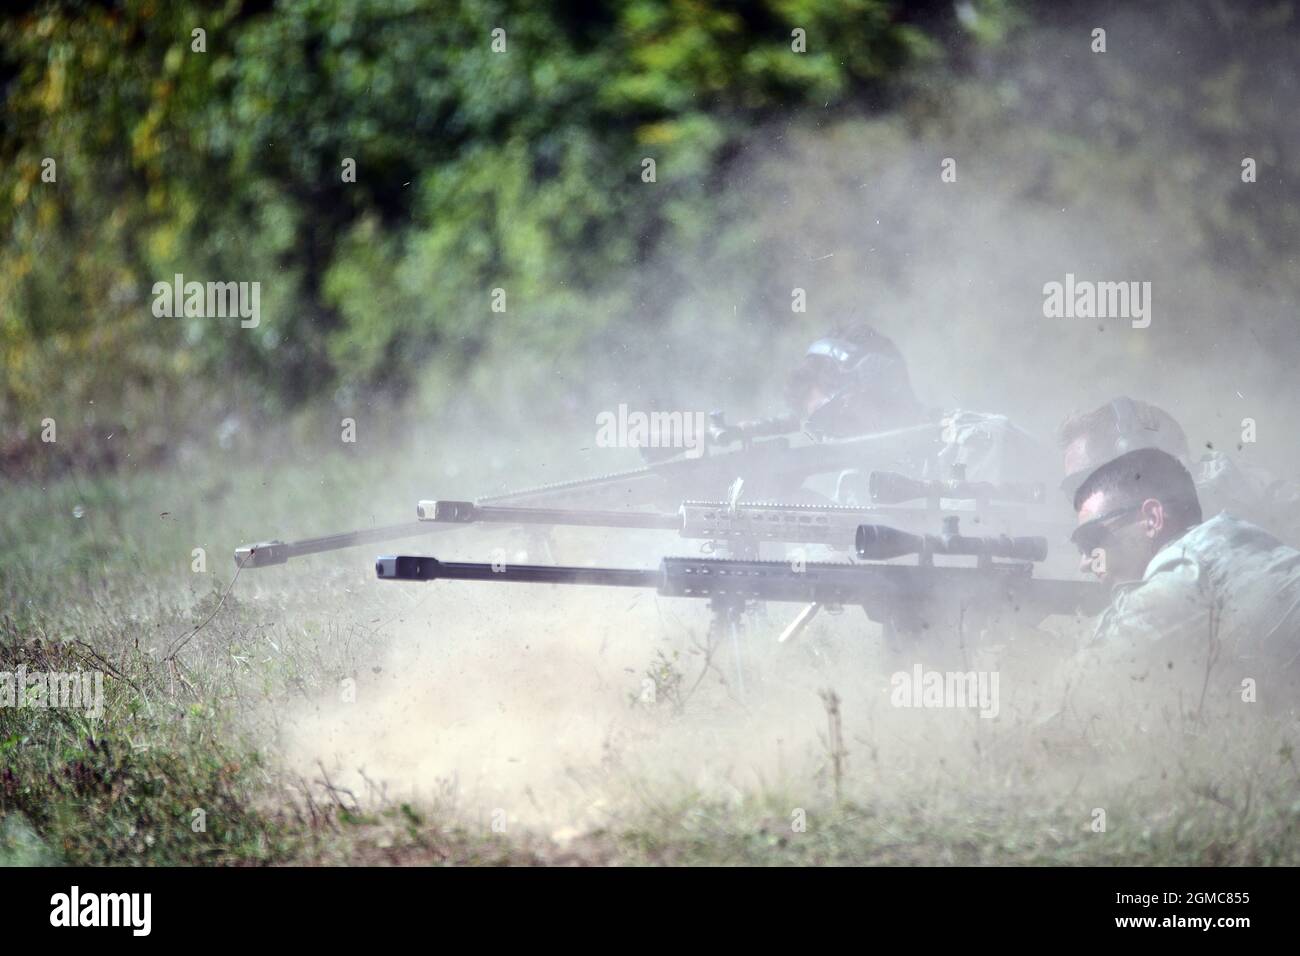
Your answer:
[270,19,1298,840]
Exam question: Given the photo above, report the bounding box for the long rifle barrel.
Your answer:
[235,521,449,568]
[475,424,940,509]
[375,555,661,589]
[416,499,680,531]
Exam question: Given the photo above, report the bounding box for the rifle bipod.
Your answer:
[706,597,755,702]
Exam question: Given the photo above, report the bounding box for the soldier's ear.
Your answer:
[1139,498,1165,537]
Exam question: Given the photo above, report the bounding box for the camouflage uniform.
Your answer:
[1191,452,1300,542]
[1075,513,1300,706]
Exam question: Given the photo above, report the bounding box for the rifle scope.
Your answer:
[855,521,1047,563]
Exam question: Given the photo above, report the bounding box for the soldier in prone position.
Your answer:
[780,323,1056,504]
[1066,447,1300,709]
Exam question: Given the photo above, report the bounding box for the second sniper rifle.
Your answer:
[415,470,1055,558]
[233,424,943,567]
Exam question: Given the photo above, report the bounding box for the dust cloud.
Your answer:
[269,19,1300,842]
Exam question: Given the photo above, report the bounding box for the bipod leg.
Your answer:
[704,531,758,703]
[728,607,747,702]
[881,614,912,669]
[709,597,749,702]
[524,528,558,564]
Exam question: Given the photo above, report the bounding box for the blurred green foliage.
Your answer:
[1,0,949,436]
[3,0,1298,469]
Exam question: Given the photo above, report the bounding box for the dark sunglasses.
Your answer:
[1070,503,1143,556]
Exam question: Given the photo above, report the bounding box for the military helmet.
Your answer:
[1059,397,1191,501]
[786,330,917,436]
